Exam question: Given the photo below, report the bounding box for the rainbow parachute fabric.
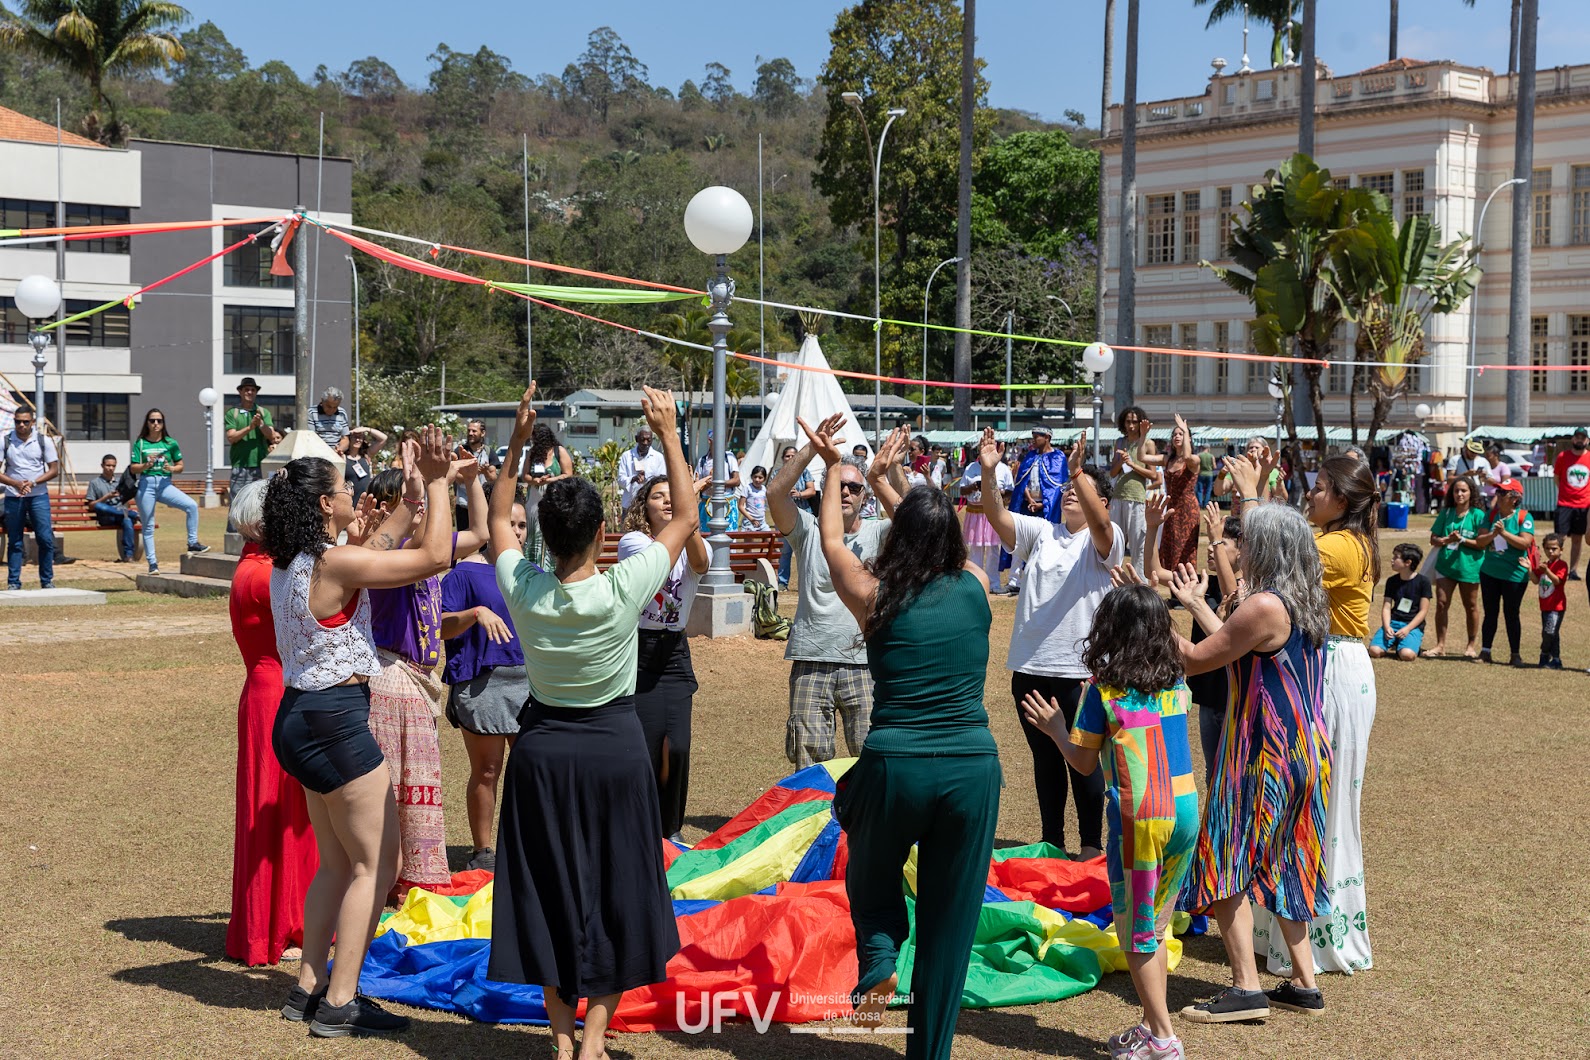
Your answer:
[359,759,1202,1031]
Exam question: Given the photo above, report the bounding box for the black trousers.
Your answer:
[635,630,696,838]
[1479,572,1529,656]
[1010,671,1104,852]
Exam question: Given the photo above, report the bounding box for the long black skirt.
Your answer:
[634,630,697,838]
[489,694,680,1005]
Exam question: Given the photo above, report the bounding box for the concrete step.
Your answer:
[181,551,241,580]
[136,571,232,598]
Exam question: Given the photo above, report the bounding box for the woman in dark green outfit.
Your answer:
[798,416,999,1058]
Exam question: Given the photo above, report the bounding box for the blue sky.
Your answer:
[188,0,1586,123]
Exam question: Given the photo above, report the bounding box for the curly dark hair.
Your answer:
[540,476,604,560]
[365,468,404,509]
[526,423,561,468]
[261,457,338,570]
[623,474,669,535]
[1115,405,1148,435]
[1080,584,1184,694]
[860,484,967,641]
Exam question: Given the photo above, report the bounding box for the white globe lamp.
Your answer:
[1267,378,1285,400]
[1081,341,1115,376]
[199,387,220,408]
[683,186,753,256]
[1414,402,1432,421]
[763,391,780,409]
[13,275,61,320]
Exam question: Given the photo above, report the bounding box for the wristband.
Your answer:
[1241,496,1259,504]
[401,494,423,507]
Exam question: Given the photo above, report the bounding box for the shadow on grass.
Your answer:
[106,912,229,958]
[684,814,731,835]
[654,1021,904,1058]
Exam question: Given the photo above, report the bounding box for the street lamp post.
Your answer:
[348,255,361,428]
[842,92,906,443]
[684,186,754,636]
[922,255,961,426]
[1268,373,1287,452]
[13,275,61,433]
[1082,342,1116,467]
[199,387,220,508]
[1465,176,1527,435]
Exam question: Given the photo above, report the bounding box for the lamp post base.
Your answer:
[201,491,220,509]
[685,581,752,639]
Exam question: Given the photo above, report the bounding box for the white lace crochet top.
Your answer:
[271,550,380,691]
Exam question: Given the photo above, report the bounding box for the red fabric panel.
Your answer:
[986,856,1110,913]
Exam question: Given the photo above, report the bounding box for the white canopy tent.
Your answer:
[743,333,873,479]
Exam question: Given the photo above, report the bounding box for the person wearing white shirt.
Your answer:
[959,453,1014,591]
[618,428,668,512]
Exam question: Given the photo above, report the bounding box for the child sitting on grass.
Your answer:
[1022,584,1199,1060]
[1531,532,1568,669]
[1368,543,1433,661]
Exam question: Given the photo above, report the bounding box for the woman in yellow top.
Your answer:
[1247,453,1379,979]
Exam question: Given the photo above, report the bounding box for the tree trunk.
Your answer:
[1299,0,1317,156]
[1388,0,1399,62]
[1094,0,1115,350]
[1113,0,1140,413]
[1506,0,1538,428]
[951,0,976,430]
[1508,0,1521,74]
[1348,362,1361,444]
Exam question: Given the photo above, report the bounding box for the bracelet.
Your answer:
[401,494,423,507]
[1241,496,1259,504]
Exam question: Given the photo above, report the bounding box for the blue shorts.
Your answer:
[1370,620,1424,655]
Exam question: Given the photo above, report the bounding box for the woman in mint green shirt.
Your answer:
[129,407,208,574]
[1475,480,1535,666]
[1426,476,1487,657]
[484,384,697,1059]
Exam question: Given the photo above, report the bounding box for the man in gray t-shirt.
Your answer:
[768,417,903,768]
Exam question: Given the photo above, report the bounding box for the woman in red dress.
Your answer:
[1156,413,1202,572]
[226,480,319,965]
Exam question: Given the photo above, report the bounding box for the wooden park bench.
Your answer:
[595,529,782,580]
[5,489,154,561]
[172,476,229,503]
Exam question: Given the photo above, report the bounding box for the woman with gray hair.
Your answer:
[1164,484,1333,1026]
[224,480,318,966]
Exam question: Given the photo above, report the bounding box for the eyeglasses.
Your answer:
[147,417,164,424]
[15,418,34,426]
[839,482,867,496]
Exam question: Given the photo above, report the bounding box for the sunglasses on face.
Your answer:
[839,482,867,496]
[15,419,34,426]
[147,417,164,424]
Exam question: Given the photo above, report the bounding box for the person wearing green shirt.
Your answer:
[1425,476,1487,658]
[1475,479,1535,666]
[130,407,209,574]
[224,377,281,532]
[1196,445,1216,507]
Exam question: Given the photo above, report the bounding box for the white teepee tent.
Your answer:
[743,333,873,479]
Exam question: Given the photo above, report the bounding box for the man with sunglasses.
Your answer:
[1,410,60,590]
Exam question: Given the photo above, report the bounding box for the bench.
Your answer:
[595,529,783,580]
[172,476,229,503]
[1,490,154,562]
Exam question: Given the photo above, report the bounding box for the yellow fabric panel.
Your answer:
[1025,903,1184,974]
[669,811,832,901]
[375,882,495,945]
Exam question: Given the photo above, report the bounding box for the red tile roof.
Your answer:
[0,105,103,148]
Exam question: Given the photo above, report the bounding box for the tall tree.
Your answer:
[1506,0,1538,426]
[1113,0,1139,411]
[1094,0,1114,348]
[568,25,648,123]
[953,0,976,430]
[168,19,242,114]
[752,56,799,116]
[1193,0,1299,67]
[0,0,189,143]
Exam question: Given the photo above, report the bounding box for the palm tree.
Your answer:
[1505,0,1538,426]
[952,0,975,430]
[0,1,189,144]
[1193,0,1299,67]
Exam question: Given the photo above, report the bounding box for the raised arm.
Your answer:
[452,462,489,559]
[800,417,877,628]
[322,425,454,590]
[1067,430,1114,559]
[978,428,1018,551]
[491,385,538,561]
[865,426,908,519]
[641,386,699,567]
[1173,579,1288,674]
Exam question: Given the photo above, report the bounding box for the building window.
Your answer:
[1181,191,1202,263]
[1333,175,1353,191]
[1213,322,1229,394]
[1532,315,1550,394]
[1144,195,1176,265]
[222,393,297,432]
[1532,169,1553,246]
[1403,170,1425,218]
[1216,187,1234,257]
[1572,166,1590,245]
[224,306,296,375]
[1177,323,1198,393]
[1,304,30,344]
[1255,79,1274,101]
[0,199,129,253]
[1571,316,1590,393]
[223,224,294,289]
[62,300,130,348]
[64,393,130,440]
[1361,173,1394,198]
[1142,325,1172,394]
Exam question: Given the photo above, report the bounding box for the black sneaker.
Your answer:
[1570,570,1582,581]
[1180,986,1269,1024]
[1265,981,1325,1017]
[466,847,496,872]
[187,542,211,554]
[280,984,326,1023]
[308,995,410,1038]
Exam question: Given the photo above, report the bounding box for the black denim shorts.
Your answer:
[272,682,385,795]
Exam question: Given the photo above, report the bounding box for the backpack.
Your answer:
[744,579,791,641]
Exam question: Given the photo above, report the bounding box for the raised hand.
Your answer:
[1145,492,1173,530]
[1167,560,1209,608]
[1068,429,1089,471]
[640,385,678,437]
[1202,500,1224,538]
[873,424,908,470]
[400,437,423,499]
[1110,559,1145,587]
[447,455,481,486]
[344,492,379,545]
[475,606,513,644]
[1226,453,1262,500]
[978,427,1003,471]
[510,383,538,445]
[1019,691,1068,739]
[414,424,452,481]
[796,416,844,466]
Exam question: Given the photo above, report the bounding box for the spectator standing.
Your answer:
[959,444,1014,591]
[1110,407,1160,564]
[1476,479,1535,666]
[739,466,770,531]
[1003,425,1070,595]
[1531,532,1569,669]
[519,424,574,568]
[767,419,900,769]
[1,407,58,590]
[85,453,137,562]
[617,427,667,512]
[130,407,208,575]
[306,387,351,455]
[1553,427,1590,579]
[344,427,387,504]
[694,433,742,530]
[224,378,281,520]
[456,419,500,530]
[1155,414,1201,572]
[1425,476,1487,658]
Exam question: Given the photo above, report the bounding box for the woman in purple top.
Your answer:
[441,496,531,872]
[364,458,489,896]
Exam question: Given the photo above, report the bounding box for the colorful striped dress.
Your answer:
[1185,592,1333,922]
[1070,681,1201,952]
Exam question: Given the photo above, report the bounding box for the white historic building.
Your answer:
[1097,57,1590,433]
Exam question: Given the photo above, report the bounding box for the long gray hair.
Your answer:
[230,479,269,543]
[1241,503,1328,648]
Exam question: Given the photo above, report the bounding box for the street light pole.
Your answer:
[1082,342,1116,467]
[1465,176,1527,435]
[198,387,219,508]
[922,255,961,426]
[1004,312,1013,430]
[13,275,60,433]
[348,255,361,429]
[843,93,905,443]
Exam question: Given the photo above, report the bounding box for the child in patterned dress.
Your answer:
[1023,583,1201,1060]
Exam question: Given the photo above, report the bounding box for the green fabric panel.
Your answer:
[990,841,1068,863]
[493,281,699,304]
[664,800,831,889]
